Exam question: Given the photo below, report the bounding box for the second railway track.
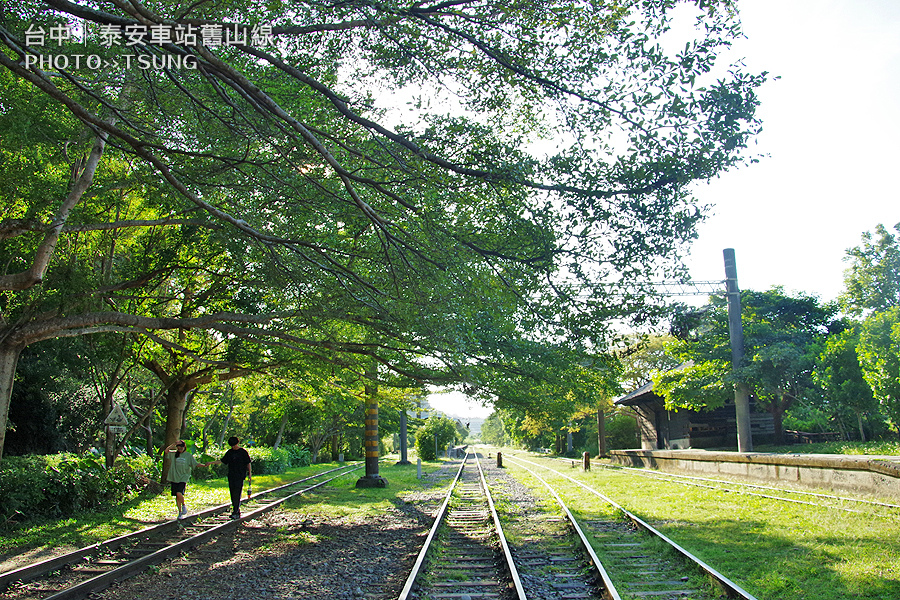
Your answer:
[0,462,364,600]
[503,453,757,600]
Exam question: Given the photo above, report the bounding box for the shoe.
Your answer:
[180,505,188,517]
[229,512,240,520]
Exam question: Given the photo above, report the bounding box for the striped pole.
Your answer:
[356,364,387,487]
[364,399,379,476]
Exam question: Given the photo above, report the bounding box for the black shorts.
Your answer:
[170,481,187,496]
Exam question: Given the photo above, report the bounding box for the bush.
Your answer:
[415,415,460,460]
[194,443,312,479]
[0,454,155,522]
[605,413,640,450]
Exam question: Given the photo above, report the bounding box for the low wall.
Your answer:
[606,449,900,501]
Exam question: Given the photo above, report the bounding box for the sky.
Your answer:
[683,0,900,303]
[430,0,900,419]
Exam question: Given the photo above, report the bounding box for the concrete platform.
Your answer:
[607,449,900,501]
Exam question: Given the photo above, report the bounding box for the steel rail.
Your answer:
[474,451,527,600]
[512,454,758,600]
[503,455,621,600]
[397,452,527,600]
[1,462,363,597]
[396,454,468,600]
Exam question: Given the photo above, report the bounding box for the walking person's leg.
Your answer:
[171,482,186,519]
[228,476,243,517]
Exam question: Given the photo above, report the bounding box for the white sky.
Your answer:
[683,0,900,303]
[430,0,900,419]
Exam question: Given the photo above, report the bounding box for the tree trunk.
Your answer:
[857,413,867,443]
[0,344,24,462]
[331,434,339,461]
[834,414,848,442]
[274,410,289,450]
[771,402,785,445]
[597,407,606,458]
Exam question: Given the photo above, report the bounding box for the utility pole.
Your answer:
[723,248,753,453]
[397,410,410,465]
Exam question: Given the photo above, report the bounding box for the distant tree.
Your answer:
[857,308,900,442]
[617,334,682,392]
[840,223,900,316]
[414,415,461,461]
[480,412,509,447]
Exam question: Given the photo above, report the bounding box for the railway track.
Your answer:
[399,452,525,600]
[0,462,363,600]
[401,452,617,600]
[504,453,757,600]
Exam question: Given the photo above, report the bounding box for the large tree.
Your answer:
[1,0,766,459]
[814,326,877,441]
[656,288,839,444]
[839,225,900,441]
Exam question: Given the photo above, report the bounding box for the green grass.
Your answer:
[752,440,900,456]
[504,454,900,600]
[0,462,374,561]
[278,458,455,519]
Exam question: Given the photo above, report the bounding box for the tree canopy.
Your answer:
[840,223,900,317]
[0,0,767,459]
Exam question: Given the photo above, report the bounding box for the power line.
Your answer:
[571,279,726,299]
[650,280,725,297]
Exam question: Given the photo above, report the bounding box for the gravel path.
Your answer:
[91,487,450,600]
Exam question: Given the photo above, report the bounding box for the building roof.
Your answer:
[613,361,693,407]
[614,379,658,406]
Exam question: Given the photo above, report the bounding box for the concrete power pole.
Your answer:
[723,249,753,453]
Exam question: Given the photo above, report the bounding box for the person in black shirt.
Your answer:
[209,436,252,519]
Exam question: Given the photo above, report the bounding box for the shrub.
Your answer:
[195,443,312,479]
[415,415,460,460]
[606,413,640,450]
[0,454,155,522]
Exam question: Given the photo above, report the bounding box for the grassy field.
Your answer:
[502,452,900,600]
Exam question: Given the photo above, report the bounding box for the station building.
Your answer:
[614,378,775,450]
